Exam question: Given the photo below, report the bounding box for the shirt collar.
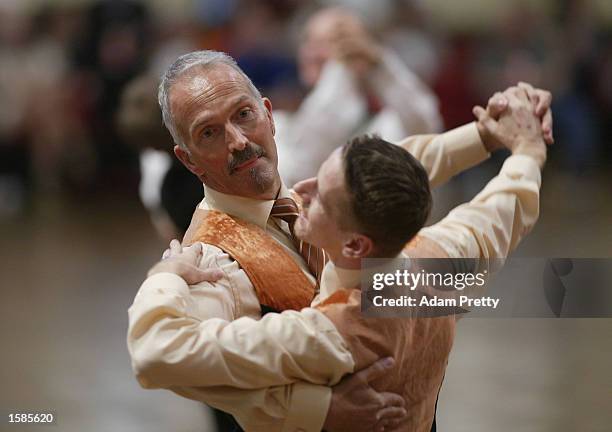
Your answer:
[319,252,408,301]
[202,182,292,229]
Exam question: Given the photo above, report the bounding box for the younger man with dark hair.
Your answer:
[129,85,546,431]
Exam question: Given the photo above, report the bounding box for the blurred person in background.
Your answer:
[71,0,151,193]
[0,4,36,216]
[117,74,204,241]
[0,2,87,213]
[274,6,443,187]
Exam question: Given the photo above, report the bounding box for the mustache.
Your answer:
[228,143,265,174]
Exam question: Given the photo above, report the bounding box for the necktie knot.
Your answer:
[271,197,300,228]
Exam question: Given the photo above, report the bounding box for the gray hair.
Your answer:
[158,50,262,149]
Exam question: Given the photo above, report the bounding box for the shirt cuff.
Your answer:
[443,122,490,168]
[281,383,332,432]
[136,272,190,298]
[500,154,542,187]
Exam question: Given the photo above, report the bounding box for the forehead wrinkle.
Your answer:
[183,81,246,115]
[189,93,254,138]
[172,77,253,139]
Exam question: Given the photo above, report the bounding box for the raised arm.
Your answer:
[397,122,489,188]
[417,86,548,263]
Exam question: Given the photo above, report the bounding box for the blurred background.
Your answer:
[0,0,610,431]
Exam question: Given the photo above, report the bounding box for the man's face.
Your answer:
[294,149,348,256]
[298,13,336,88]
[170,64,280,199]
[298,9,364,88]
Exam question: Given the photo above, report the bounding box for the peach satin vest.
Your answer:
[316,236,456,432]
[182,208,316,312]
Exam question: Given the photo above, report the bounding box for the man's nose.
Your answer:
[293,177,316,204]
[226,123,248,152]
[293,177,315,193]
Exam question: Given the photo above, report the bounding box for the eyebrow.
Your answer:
[189,95,254,138]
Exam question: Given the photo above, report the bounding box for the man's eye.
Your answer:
[202,128,215,139]
[238,108,254,119]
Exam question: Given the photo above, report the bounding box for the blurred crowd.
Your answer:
[1,0,610,220]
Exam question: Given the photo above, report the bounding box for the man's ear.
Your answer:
[174,144,204,177]
[341,233,374,259]
[262,97,275,136]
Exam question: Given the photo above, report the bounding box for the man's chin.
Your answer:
[242,160,278,195]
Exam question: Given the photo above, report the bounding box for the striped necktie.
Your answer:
[270,197,329,286]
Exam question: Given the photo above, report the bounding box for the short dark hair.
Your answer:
[341,135,432,257]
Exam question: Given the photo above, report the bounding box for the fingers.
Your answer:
[360,357,395,383]
[374,408,408,432]
[162,241,202,269]
[518,81,552,116]
[518,81,539,113]
[504,85,530,104]
[379,391,405,409]
[196,268,224,283]
[174,262,223,285]
[535,90,552,117]
[376,406,406,422]
[487,92,508,118]
[374,406,406,432]
[169,239,182,256]
[181,242,203,264]
[517,81,535,95]
[331,14,365,39]
[332,36,378,66]
[472,105,486,120]
[517,82,554,143]
[472,105,498,132]
[542,109,554,144]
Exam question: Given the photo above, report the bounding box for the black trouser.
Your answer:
[211,409,438,431]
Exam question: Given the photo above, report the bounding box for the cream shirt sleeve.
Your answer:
[127,244,337,432]
[369,50,443,135]
[128,272,353,389]
[419,154,542,261]
[174,382,331,432]
[397,122,490,188]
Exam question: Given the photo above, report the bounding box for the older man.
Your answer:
[129,87,545,432]
[127,50,551,431]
